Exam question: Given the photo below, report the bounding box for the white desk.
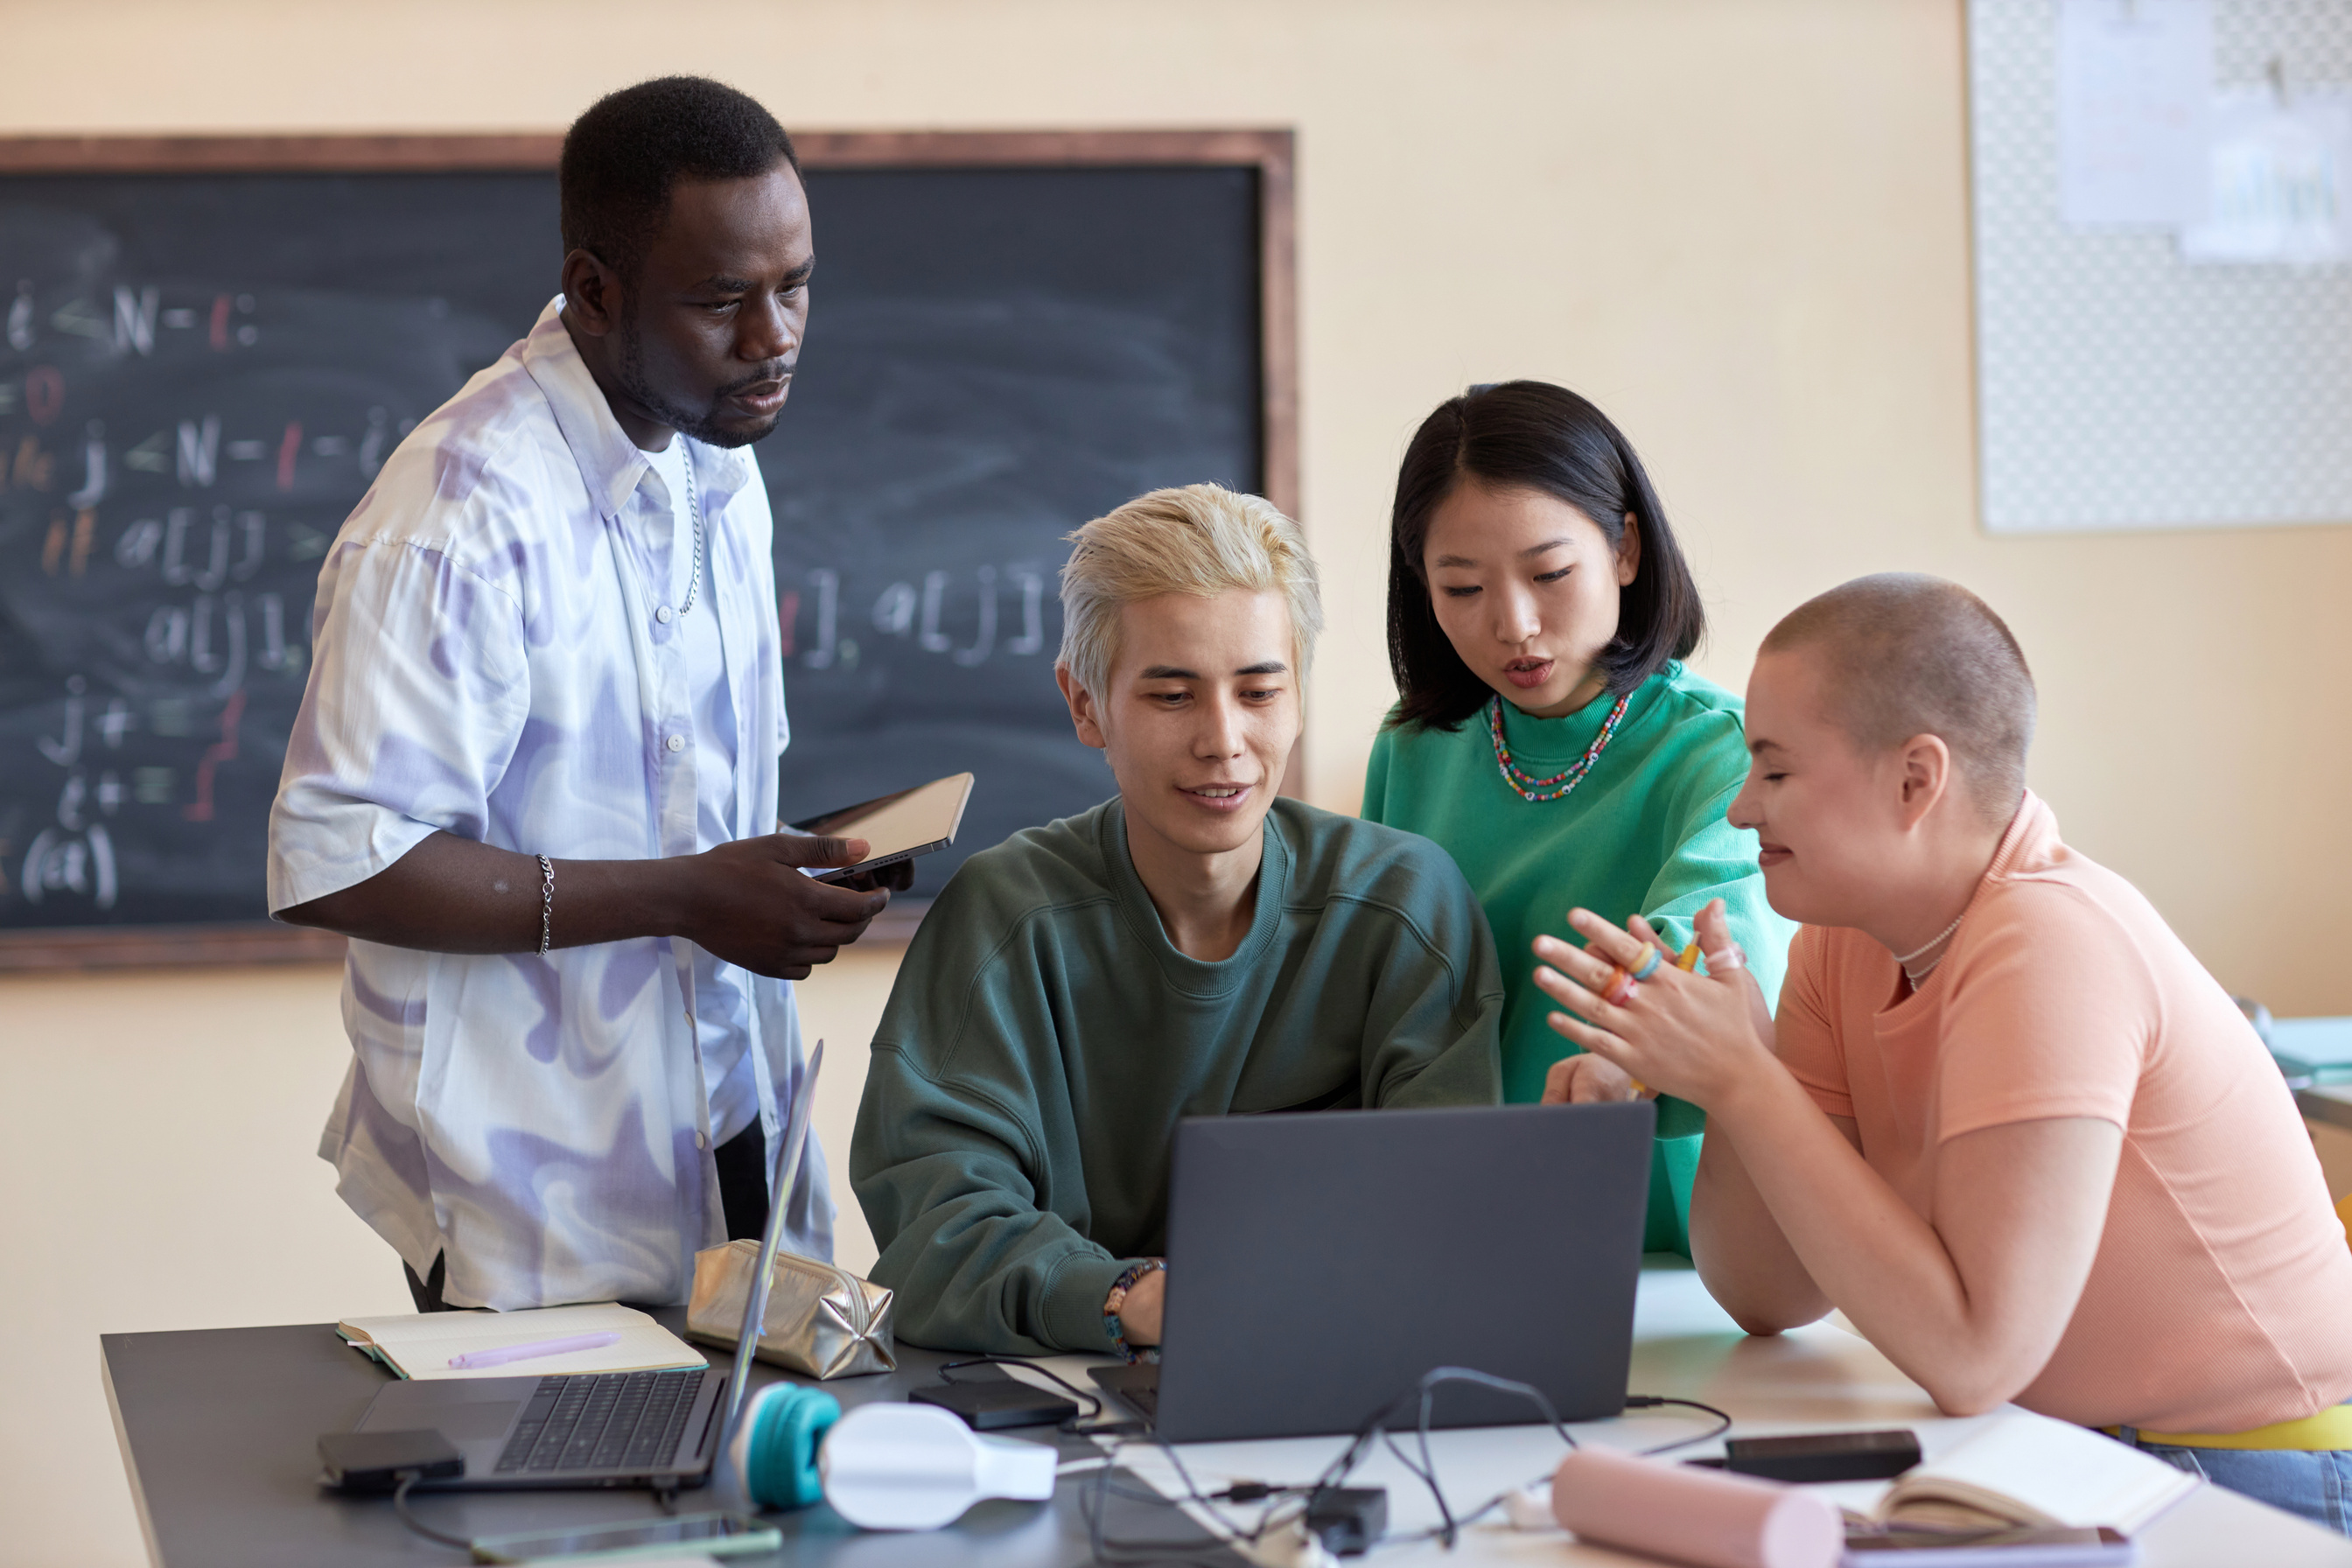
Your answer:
[1088,1260,2352,1566]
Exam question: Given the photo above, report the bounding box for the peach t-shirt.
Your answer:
[1776,792,2352,1434]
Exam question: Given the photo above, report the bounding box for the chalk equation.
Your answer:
[782,564,1056,673]
[4,157,1265,932]
[15,486,336,912]
[3,261,434,922]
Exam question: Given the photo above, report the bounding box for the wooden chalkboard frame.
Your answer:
[0,129,1298,970]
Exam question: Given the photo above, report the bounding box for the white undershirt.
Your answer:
[650,438,757,1146]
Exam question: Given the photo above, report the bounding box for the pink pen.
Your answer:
[448,1331,621,1369]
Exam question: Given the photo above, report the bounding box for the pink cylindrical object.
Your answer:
[1550,1446,1842,1568]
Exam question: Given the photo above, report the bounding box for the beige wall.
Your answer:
[7,1,2350,1561]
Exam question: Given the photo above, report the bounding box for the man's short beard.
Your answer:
[612,314,780,450]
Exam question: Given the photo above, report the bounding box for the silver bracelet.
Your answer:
[537,854,555,956]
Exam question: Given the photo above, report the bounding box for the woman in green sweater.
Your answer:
[1362,381,1794,1256]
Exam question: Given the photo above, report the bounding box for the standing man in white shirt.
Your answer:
[269,77,906,1312]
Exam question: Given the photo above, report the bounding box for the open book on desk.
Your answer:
[337,1302,708,1381]
[1849,1410,2197,1536]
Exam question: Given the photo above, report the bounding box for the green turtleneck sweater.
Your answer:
[1362,662,1795,1255]
[851,795,1504,1354]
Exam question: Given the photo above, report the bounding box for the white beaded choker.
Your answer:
[1894,908,1968,984]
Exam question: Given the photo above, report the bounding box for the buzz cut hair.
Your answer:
[559,76,799,282]
[1057,484,1325,703]
[1760,573,2035,822]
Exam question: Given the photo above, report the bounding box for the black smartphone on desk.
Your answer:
[1704,1428,1922,1482]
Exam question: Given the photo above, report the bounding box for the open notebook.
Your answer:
[337,1303,708,1382]
[1855,1410,2199,1536]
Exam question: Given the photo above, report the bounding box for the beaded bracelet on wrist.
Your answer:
[1102,1259,1165,1364]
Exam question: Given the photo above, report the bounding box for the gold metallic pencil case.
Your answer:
[685,1238,897,1380]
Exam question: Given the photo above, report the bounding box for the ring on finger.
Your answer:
[1704,942,1747,973]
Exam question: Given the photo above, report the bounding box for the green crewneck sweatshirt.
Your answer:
[1362,662,1796,1255]
[850,795,1504,1354]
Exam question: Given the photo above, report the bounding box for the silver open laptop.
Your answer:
[348,1043,824,1490]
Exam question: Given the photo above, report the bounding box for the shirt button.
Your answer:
[695,1130,709,1151]
[665,734,685,753]
[655,605,674,625]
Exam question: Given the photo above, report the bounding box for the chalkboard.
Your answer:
[0,132,1295,966]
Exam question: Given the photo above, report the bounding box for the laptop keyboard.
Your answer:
[493,1370,705,1474]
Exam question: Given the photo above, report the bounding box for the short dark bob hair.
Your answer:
[1386,381,1705,732]
[560,76,800,281]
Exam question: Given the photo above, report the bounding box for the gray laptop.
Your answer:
[348,1045,825,1490]
[1092,1100,1653,1443]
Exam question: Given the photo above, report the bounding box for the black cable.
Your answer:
[1265,1366,1581,1552]
[1096,1474,1304,1508]
[389,1473,476,1553]
[1379,1389,1740,1549]
[1082,1416,1337,1566]
[1401,1367,1579,1549]
[1082,1437,1258,1568]
[1381,1426,1453,1541]
[1626,1394,1735,1456]
[923,1355,1250,1564]
[1078,1370,1735,1564]
[1092,1366,1580,1560]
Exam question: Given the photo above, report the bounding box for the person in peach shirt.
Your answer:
[1531,573,2352,1532]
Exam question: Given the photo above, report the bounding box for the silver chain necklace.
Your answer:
[673,440,704,617]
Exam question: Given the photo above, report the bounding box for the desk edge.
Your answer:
[102,1339,166,1568]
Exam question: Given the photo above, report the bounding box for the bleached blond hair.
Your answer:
[1056,484,1324,702]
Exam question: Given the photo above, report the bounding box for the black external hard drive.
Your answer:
[909,1380,1078,1430]
[318,1428,466,1492]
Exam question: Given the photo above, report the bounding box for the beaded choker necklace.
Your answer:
[1486,690,1634,803]
[1895,907,1969,986]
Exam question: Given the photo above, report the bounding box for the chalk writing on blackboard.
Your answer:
[4,158,1270,935]
[3,206,477,927]
[784,565,1049,671]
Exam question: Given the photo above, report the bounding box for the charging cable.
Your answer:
[936,1354,1138,1434]
[1079,1372,1735,1563]
[1625,1394,1734,1456]
[390,1472,477,1552]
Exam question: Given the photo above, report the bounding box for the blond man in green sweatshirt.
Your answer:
[851,484,1503,1355]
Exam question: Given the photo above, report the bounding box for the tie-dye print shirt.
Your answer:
[267,298,831,1311]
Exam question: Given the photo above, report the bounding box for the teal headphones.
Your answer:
[732,1382,842,1509]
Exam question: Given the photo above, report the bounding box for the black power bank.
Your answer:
[1713,1428,1922,1482]
[909,1380,1078,1430]
[318,1428,465,1492]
